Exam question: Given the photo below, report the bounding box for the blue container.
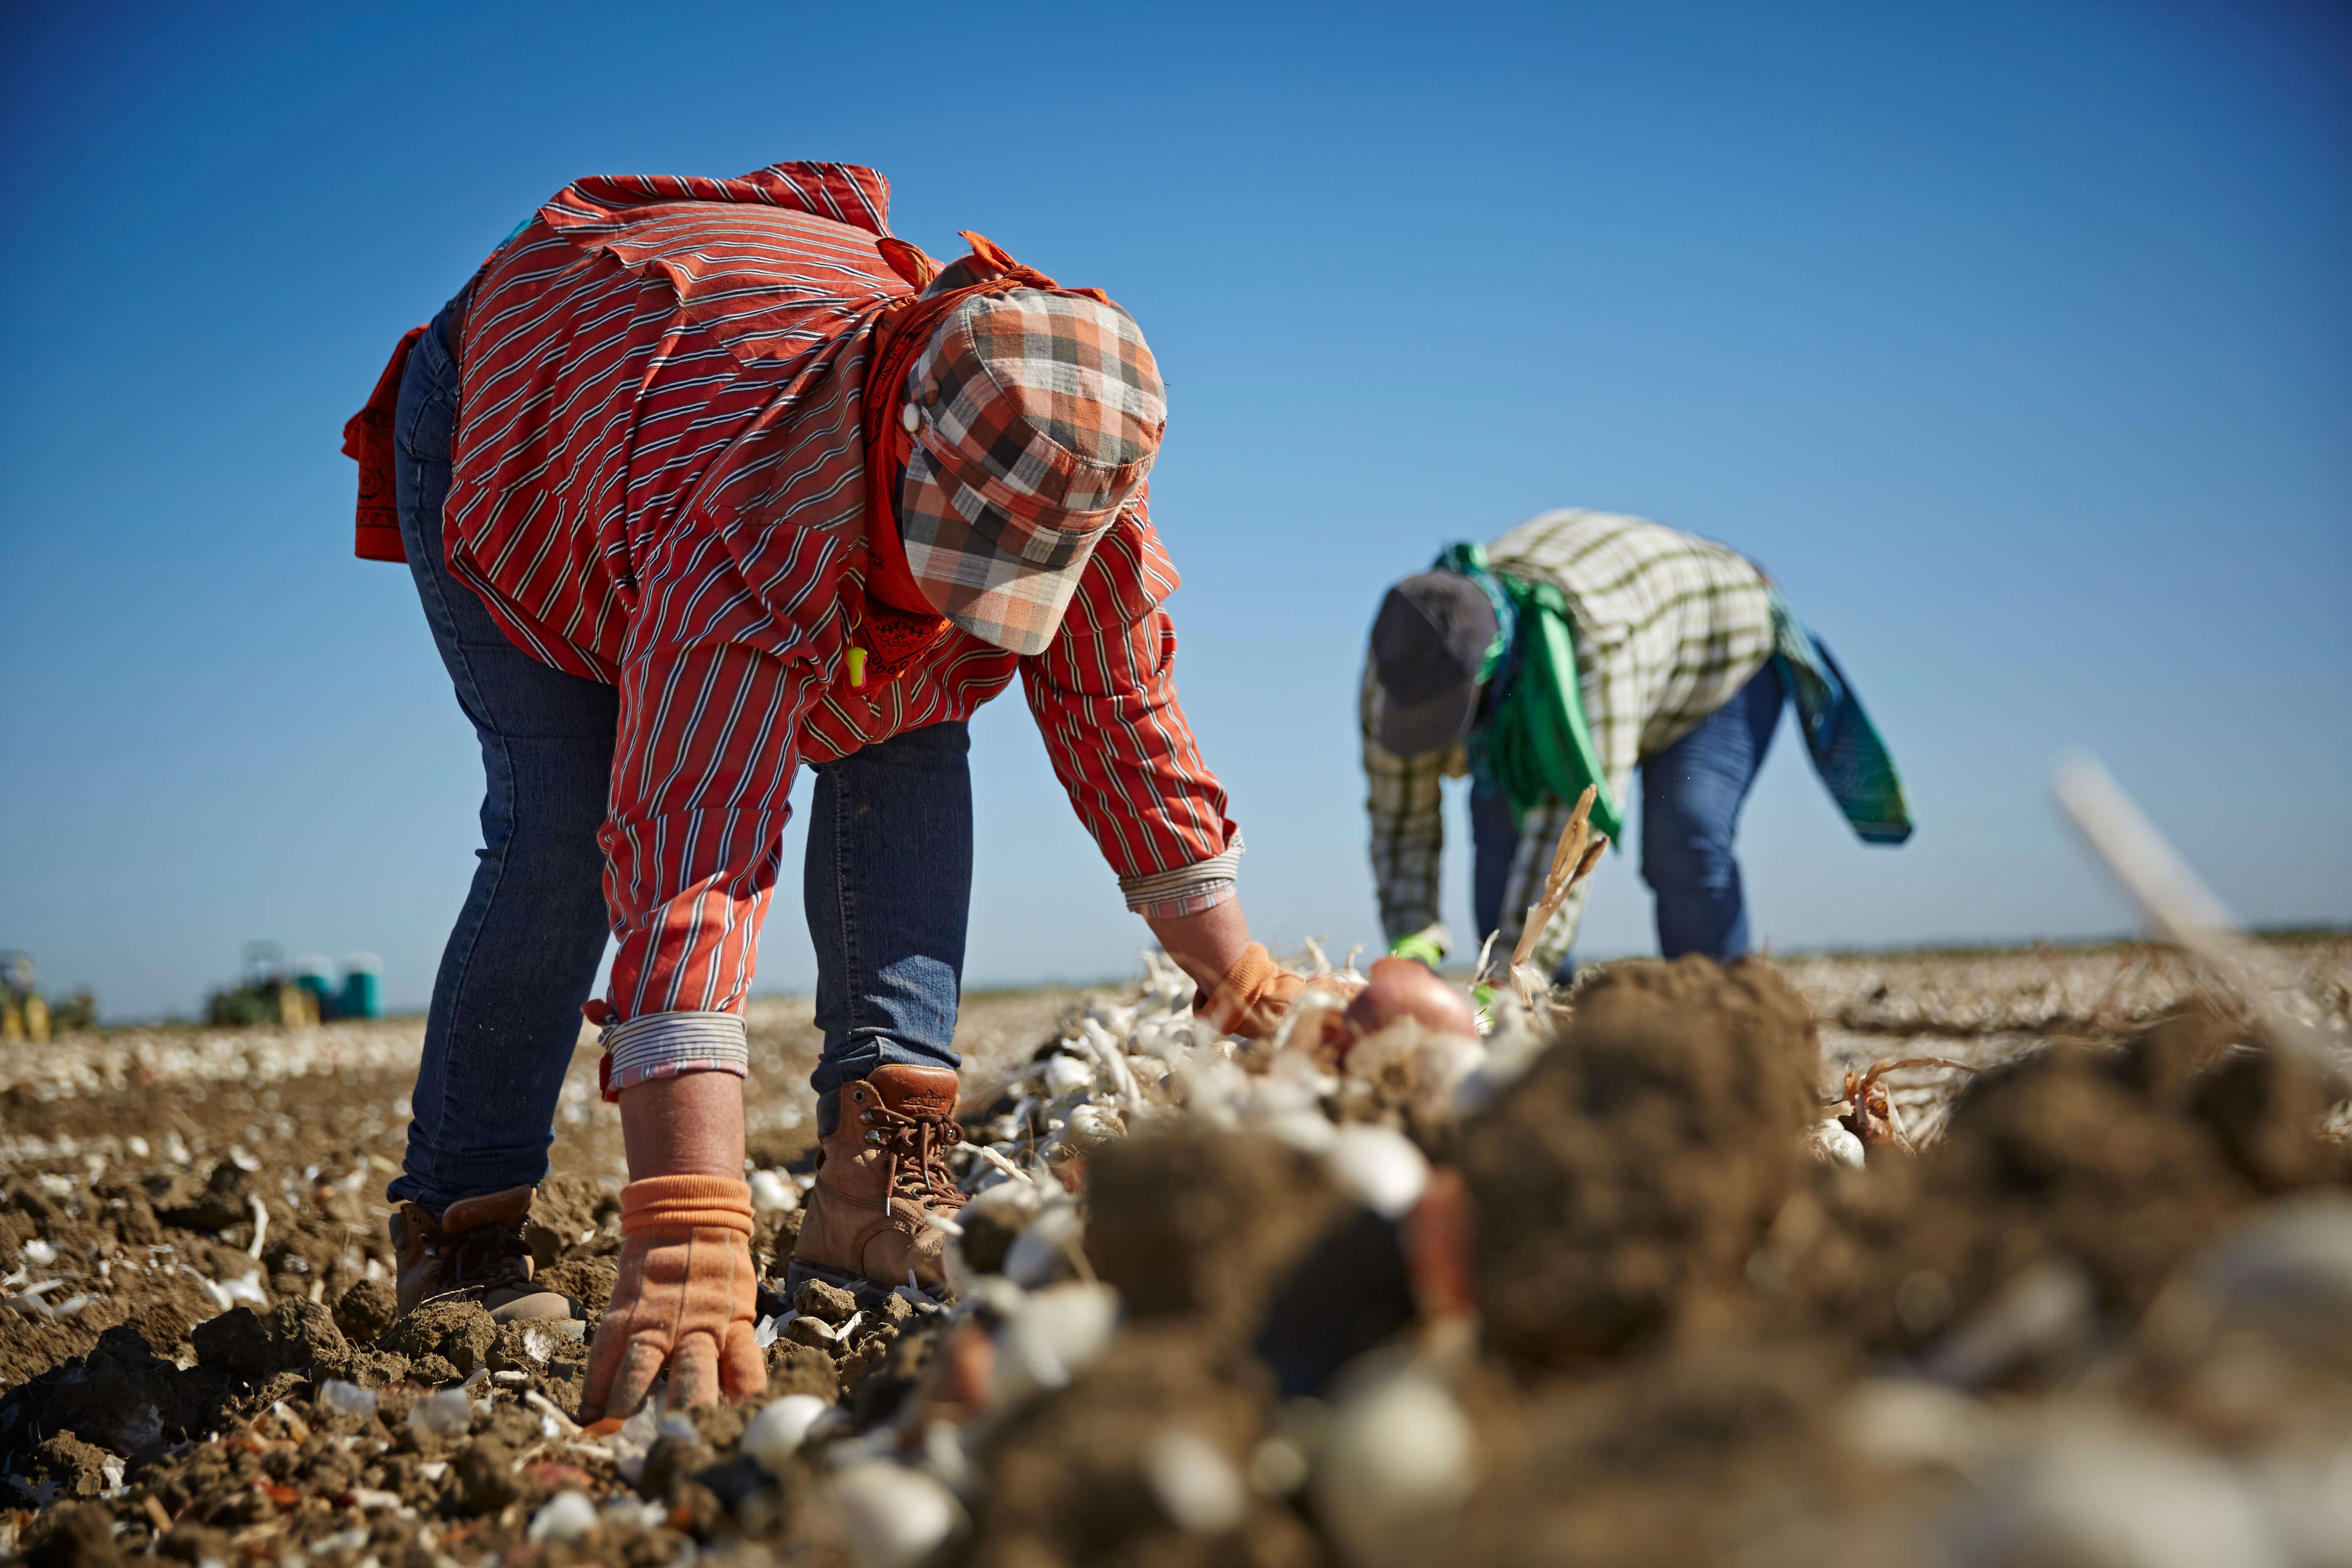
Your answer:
[296,975,335,1020]
[339,953,384,1019]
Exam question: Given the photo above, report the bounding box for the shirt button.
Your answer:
[900,402,920,433]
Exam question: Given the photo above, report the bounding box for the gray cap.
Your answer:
[1369,570,1499,755]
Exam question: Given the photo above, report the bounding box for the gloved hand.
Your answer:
[1197,942,1365,1042]
[581,1175,766,1421]
[1387,923,1449,970]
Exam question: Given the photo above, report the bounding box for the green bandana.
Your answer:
[1435,542,1623,844]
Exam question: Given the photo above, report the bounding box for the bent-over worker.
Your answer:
[1363,510,1912,984]
[343,162,1327,1420]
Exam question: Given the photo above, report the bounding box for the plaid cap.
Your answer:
[899,288,1166,655]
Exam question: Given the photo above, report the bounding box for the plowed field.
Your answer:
[3,939,2346,1568]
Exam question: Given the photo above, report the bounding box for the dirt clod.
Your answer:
[1460,957,1820,1374]
[792,1277,855,1325]
[764,1342,841,1402]
[1085,1130,1345,1344]
[382,1300,496,1374]
[188,1306,278,1381]
[25,1431,116,1498]
[1773,1004,2352,1373]
[332,1277,397,1344]
[20,1498,124,1568]
[455,1434,527,1511]
[0,1325,216,1473]
[151,1162,256,1236]
[537,1257,618,1319]
[965,1324,1316,1568]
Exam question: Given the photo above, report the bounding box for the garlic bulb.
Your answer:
[1312,1354,1476,1566]
[1042,1052,1096,1098]
[1323,1124,1429,1220]
[832,1460,962,1568]
[1808,1118,1866,1169]
[1949,1417,2281,1568]
[1146,1428,1246,1534]
[525,1490,599,1545]
[742,1393,833,1474]
[992,1281,1120,1409]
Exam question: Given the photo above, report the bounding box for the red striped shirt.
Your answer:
[444,163,1236,1024]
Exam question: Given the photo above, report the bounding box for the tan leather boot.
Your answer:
[390,1185,581,1325]
[791,1065,968,1301]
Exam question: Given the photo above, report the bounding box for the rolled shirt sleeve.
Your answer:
[1116,838,1245,919]
[599,1010,751,1096]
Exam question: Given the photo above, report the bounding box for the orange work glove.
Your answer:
[581,1175,766,1421]
[1196,942,1366,1042]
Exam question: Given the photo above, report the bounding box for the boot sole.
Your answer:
[782,1257,944,1314]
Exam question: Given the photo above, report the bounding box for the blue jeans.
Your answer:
[388,302,968,1214]
[803,724,970,1134]
[1470,660,1783,979]
[1640,660,1783,961]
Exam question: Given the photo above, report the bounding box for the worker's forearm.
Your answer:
[1145,898,1256,993]
[617,1071,747,1182]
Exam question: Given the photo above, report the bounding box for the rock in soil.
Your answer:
[792,1277,857,1325]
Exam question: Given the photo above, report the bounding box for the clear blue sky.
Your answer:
[3,0,2345,1021]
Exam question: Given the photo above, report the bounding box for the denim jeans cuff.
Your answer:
[810,1035,960,1134]
[387,1152,552,1219]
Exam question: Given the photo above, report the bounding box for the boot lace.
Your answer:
[865,1104,965,1209]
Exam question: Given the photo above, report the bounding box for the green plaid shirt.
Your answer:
[1363,511,1775,972]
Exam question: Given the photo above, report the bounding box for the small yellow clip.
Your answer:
[846,647,868,689]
